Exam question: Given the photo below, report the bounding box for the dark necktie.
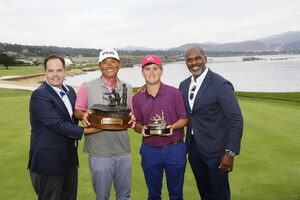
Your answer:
[60,91,66,98]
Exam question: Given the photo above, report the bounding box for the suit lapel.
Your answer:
[192,69,212,110]
[66,86,76,108]
[183,78,192,112]
[66,86,77,123]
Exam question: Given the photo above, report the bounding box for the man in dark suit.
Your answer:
[179,47,244,200]
[28,54,99,200]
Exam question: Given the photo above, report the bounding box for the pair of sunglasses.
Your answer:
[190,85,197,100]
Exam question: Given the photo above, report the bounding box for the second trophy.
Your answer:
[145,110,170,135]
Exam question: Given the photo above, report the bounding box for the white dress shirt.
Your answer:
[188,67,209,110]
[46,81,73,119]
[188,67,209,135]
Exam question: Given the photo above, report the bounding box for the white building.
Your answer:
[64,58,74,66]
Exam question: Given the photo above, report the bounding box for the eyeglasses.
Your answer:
[189,85,197,100]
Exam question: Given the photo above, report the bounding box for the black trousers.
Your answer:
[188,138,230,200]
[29,166,78,200]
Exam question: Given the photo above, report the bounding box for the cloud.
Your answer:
[0,0,300,49]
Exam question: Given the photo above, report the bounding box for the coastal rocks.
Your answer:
[242,56,291,61]
[270,57,289,60]
[242,56,265,61]
[67,68,84,76]
[81,66,98,71]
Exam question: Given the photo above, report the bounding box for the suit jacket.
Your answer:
[28,82,84,175]
[179,69,243,158]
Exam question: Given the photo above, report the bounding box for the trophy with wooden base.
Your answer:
[88,84,131,130]
[145,110,170,135]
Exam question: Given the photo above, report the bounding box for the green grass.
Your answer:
[0,65,45,76]
[0,65,94,77]
[0,88,299,200]
[236,91,300,103]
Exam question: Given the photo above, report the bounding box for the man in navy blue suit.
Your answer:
[179,47,244,200]
[28,54,99,200]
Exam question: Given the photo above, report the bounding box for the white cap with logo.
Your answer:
[98,48,120,63]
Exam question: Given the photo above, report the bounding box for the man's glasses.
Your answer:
[190,85,197,100]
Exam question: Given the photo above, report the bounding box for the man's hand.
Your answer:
[218,152,234,175]
[83,127,102,135]
[137,84,146,93]
[141,126,152,137]
[128,112,136,128]
[159,125,173,137]
[82,110,92,127]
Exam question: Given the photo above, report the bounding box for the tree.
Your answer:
[0,53,15,69]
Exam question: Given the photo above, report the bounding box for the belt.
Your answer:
[161,140,182,148]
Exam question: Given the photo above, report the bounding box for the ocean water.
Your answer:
[64,54,300,92]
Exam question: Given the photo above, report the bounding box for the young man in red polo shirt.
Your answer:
[133,55,188,200]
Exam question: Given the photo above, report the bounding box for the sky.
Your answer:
[0,0,300,49]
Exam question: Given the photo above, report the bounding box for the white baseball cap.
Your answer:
[98,48,120,62]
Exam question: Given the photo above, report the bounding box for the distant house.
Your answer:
[16,59,34,66]
[64,58,74,66]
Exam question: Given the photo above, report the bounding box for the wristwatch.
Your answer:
[225,149,235,157]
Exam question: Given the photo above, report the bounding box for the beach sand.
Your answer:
[0,75,42,91]
[0,69,83,91]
